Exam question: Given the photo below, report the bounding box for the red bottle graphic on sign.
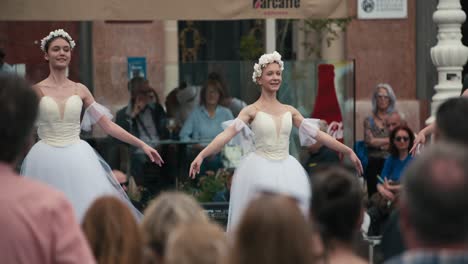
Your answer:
[311,64,344,142]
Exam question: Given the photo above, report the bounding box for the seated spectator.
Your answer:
[165,223,227,264]
[179,79,234,174]
[208,72,247,117]
[384,111,405,133]
[385,143,468,264]
[115,77,168,145]
[82,196,142,264]
[377,125,414,201]
[141,192,209,264]
[304,120,340,175]
[179,79,233,142]
[368,125,414,236]
[114,77,170,197]
[0,74,95,263]
[363,83,396,197]
[112,170,144,210]
[228,194,313,264]
[310,166,367,264]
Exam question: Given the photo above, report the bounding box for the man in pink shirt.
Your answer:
[0,74,96,263]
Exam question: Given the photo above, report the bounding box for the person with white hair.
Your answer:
[363,83,397,197]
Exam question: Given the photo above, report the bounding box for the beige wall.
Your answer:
[92,21,166,111]
[346,0,416,100]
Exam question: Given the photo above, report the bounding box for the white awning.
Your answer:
[1,0,348,20]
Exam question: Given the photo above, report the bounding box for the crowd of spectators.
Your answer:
[2,71,468,264]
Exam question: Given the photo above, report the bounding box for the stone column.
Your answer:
[164,20,179,96]
[429,0,468,123]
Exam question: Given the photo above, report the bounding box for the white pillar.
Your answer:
[164,20,179,96]
[429,0,468,123]
[266,19,276,53]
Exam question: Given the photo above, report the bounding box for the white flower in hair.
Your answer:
[40,29,76,52]
[251,51,284,84]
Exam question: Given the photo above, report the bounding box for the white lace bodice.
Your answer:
[37,95,82,147]
[251,111,292,160]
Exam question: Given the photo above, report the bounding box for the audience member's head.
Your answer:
[208,71,230,98]
[229,194,313,264]
[385,111,405,133]
[112,169,128,191]
[371,83,396,114]
[400,143,468,248]
[310,167,364,247]
[200,79,225,107]
[0,74,38,164]
[82,196,142,264]
[141,192,209,262]
[165,222,227,264]
[388,125,414,157]
[435,97,468,146]
[128,76,149,100]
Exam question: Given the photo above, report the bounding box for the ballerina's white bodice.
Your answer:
[37,95,82,147]
[251,111,292,160]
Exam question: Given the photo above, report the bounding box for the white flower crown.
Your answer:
[252,51,284,84]
[40,29,76,52]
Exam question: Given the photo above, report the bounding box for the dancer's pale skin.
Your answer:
[35,37,163,165]
[410,89,468,155]
[189,62,363,178]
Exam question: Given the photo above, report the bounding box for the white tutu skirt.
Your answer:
[21,140,142,221]
[227,152,311,231]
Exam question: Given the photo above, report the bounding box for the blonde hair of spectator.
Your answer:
[228,194,313,264]
[82,196,142,264]
[141,192,209,261]
[165,222,227,264]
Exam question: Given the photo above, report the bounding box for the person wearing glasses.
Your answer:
[367,125,414,237]
[377,125,414,201]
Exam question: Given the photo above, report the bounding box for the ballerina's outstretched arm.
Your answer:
[79,83,164,166]
[289,106,363,175]
[410,123,434,156]
[189,107,252,178]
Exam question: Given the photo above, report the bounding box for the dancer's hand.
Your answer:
[142,145,164,166]
[189,155,203,179]
[349,151,364,176]
[410,132,425,156]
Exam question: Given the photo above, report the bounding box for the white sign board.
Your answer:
[357,0,407,19]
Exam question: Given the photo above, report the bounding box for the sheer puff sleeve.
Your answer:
[81,102,113,131]
[299,118,320,146]
[222,118,255,154]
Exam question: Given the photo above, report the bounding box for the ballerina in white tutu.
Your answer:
[189,51,363,231]
[21,29,163,221]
